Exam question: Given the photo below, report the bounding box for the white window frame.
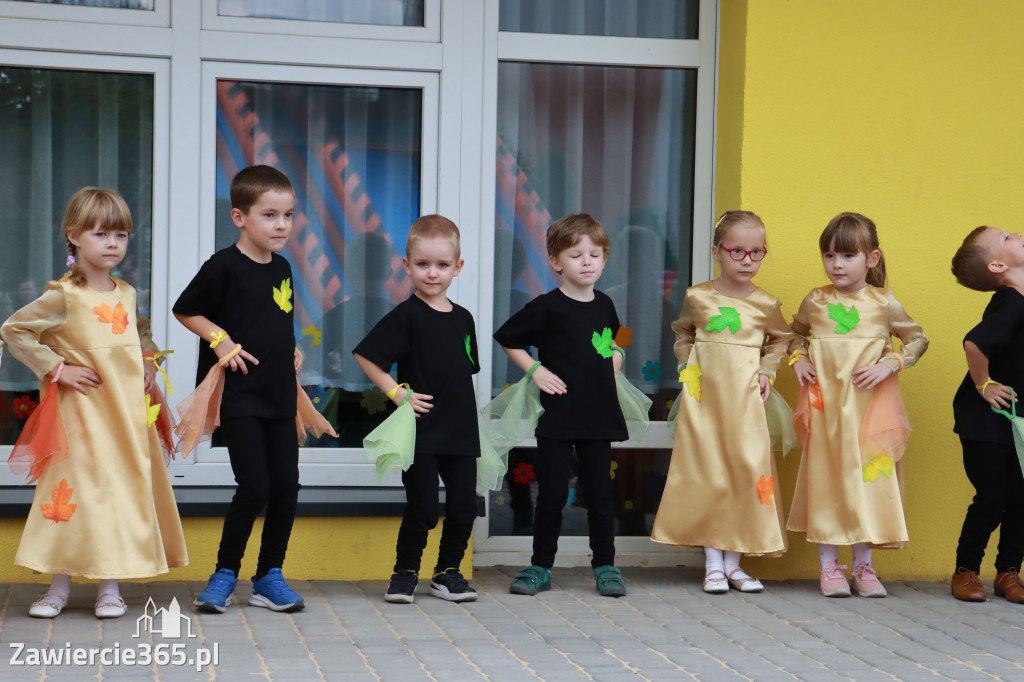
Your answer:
[470,0,717,566]
[0,49,171,486]
[0,0,169,27]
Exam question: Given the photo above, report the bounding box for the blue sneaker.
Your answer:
[249,568,305,612]
[194,568,237,613]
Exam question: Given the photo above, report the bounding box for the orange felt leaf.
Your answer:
[809,382,824,412]
[756,474,776,505]
[40,478,77,523]
[94,301,128,334]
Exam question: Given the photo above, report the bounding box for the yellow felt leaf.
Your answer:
[273,278,293,313]
[679,363,702,401]
[41,478,77,523]
[146,393,161,428]
[862,454,894,482]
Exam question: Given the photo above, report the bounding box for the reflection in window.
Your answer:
[0,66,153,444]
[214,80,421,448]
[218,0,424,26]
[8,0,153,8]
[499,0,698,40]
[494,62,696,416]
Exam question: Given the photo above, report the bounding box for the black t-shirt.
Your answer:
[173,245,297,420]
[353,294,481,457]
[494,288,628,441]
[953,287,1024,443]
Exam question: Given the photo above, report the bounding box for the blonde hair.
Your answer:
[712,210,766,249]
[546,213,610,259]
[951,226,1000,292]
[819,212,887,288]
[407,214,461,257]
[64,188,133,287]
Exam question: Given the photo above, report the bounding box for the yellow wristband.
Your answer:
[386,383,410,401]
[144,350,175,395]
[788,350,805,367]
[210,329,227,349]
[976,378,999,395]
[216,344,242,366]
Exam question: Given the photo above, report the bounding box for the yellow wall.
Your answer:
[719,0,1024,580]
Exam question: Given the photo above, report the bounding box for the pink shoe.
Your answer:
[820,561,851,597]
[852,562,887,598]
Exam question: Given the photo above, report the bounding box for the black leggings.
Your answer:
[954,438,1024,574]
[216,416,300,580]
[394,453,478,574]
[532,437,615,569]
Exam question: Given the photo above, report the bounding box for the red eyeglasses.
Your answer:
[723,247,767,262]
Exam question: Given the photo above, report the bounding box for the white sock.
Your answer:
[724,551,751,580]
[46,574,71,603]
[852,543,872,567]
[704,547,724,576]
[818,544,839,570]
[97,578,120,601]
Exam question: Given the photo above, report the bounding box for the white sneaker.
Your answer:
[94,593,126,619]
[29,592,67,618]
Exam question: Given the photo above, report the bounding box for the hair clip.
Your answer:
[66,255,76,267]
[714,213,728,229]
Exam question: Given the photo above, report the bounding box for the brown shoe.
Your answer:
[994,567,1024,603]
[951,567,986,602]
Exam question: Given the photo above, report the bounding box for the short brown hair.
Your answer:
[230,165,294,214]
[712,210,766,249]
[406,214,461,257]
[64,187,132,287]
[951,226,1001,291]
[819,212,887,288]
[546,213,610,259]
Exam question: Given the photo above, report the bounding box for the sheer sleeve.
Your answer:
[0,282,67,378]
[670,296,696,370]
[788,291,814,356]
[759,299,795,380]
[881,291,929,372]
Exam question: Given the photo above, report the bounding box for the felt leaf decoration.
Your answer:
[756,474,776,505]
[810,382,824,412]
[273,278,293,313]
[301,324,322,347]
[862,454,894,482]
[146,394,161,428]
[827,302,859,334]
[706,306,741,334]
[592,327,614,358]
[464,334,474,364]
[94,301,128,334]
[41,478,77,523]
[614,325,633,348]
[679,363,702,401]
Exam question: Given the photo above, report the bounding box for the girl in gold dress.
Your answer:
[789,213,927,598]
[651,211,795,593]
[1,189,187,619]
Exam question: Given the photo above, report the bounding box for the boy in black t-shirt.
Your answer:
[174,165,305,613]
[949,226,1024,603]
[354,215,480,604]
[495,213,629,598]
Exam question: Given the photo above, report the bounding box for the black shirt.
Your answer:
[173,245,297,420]
[354,294,481,457]
[494,288,628,441]
[953,287,1024,443]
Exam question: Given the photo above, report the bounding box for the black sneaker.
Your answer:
[385,571,418,604]
[429,568,478,602]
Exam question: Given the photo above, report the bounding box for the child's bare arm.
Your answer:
[353,352,433,415]
[174,313,259,374]
[965,340,1015,408]
[502,346,566,395]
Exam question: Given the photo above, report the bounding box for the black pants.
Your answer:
[954,438,1024,573]
[216,416,300,580]
[394,453,477,574]
[532,437,615,569]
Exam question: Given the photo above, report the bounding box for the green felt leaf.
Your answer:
[827,302,860,334]
[464,334,473,364]
[705,306,741,334]
[592,327,614,358]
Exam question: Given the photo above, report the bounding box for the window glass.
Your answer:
[7,0,153,8]
[218,0,424,26]
[499,0,698,40]
[0,66,153,444]
[214,79,422,448]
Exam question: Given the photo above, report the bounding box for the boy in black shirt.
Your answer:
[354,215,480,603]
[174,165,305,613]
[495,213,628,598]
[949,226,1024,603]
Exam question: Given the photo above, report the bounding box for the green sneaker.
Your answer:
[510,566,551,595]
[594,566,627,597]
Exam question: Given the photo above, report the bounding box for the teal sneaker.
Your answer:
[510,566,551,596]
[594,566,627,597]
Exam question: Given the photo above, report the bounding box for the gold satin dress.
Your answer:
[2,277,188,578]
[651,281,793,556]
[786,285,928,548]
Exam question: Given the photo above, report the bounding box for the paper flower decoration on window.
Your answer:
[624,500,634,510]
[614,325,633,348]
[273,278,293,313]
[494,495,506,506]
[94,301,128,334]
[13,395,37,420]
[706,306,741,334]
[641,361,662,382]
[827,302,859,334]
[756,474,776,504]
[665,398,675,411]
[566,487,577,507]
[301,324,322,347]
[512,461,535,485]
[610,460,619,479]
[307,385,327,407]
[862,454,894,482]
[41,478,77,523]
[360,387,388,414]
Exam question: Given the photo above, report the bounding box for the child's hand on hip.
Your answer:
[758,374,771,403]
[793,356,817,386]
[393,386,434,417]
[852,363,894,389]
[57,364,102,395]
[980,381,1016,409]
[216,338,259,374]
[531,365,567,395]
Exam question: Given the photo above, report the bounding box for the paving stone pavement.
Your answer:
[1,567,1022,681]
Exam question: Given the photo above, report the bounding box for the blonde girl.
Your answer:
[1,188,187,619]
[651,210,794,593]
[789,212,928,598]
